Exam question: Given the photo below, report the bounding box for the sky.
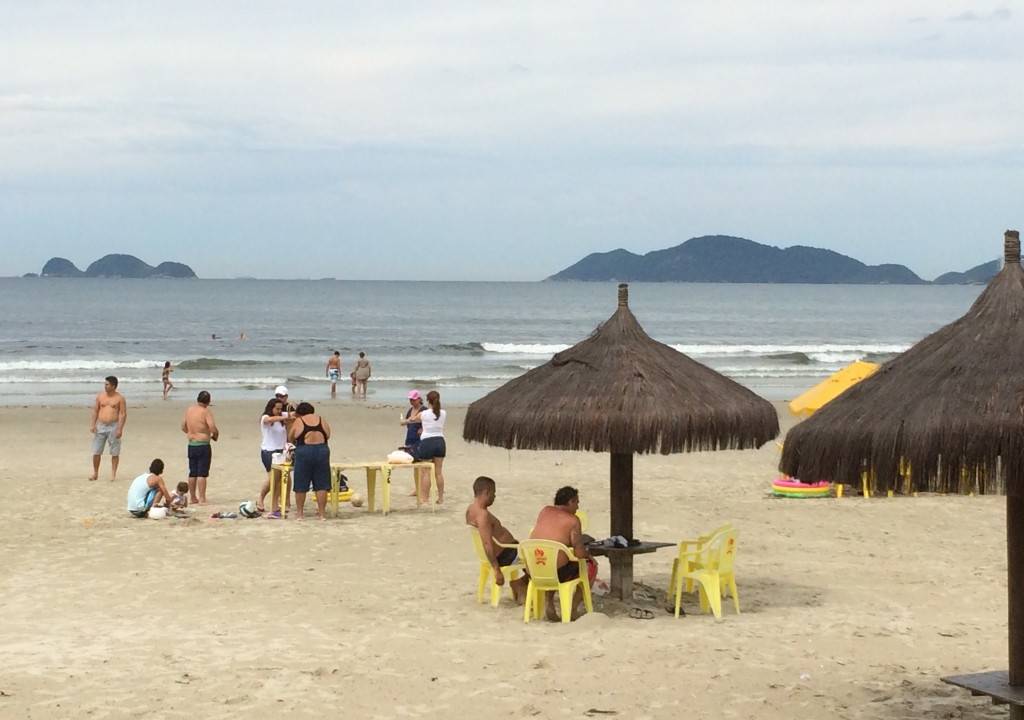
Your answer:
[1,1,1022,280]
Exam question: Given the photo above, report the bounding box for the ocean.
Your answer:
[0,278,982,406]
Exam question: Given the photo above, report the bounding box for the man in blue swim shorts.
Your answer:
[181,391,219,504]
[326,350,342,399]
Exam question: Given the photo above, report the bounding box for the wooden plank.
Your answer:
[943,671,1024,706]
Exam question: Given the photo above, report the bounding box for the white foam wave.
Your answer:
[481,343,570,355]
[0,359,164,371]
[0,376,286,385]
[671,343,908,357]
[479,341,907,360]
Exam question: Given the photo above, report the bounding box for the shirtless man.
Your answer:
[530,486,592,621]
[89,376,127,482]
[181,390,219,504]
[326,351,342,399]
[465,476,528,604]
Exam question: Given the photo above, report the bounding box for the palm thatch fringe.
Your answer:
[780,230,1024,495]
[463,284,779,454]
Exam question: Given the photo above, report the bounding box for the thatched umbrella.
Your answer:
[464,284,779,599]
[780,230,1024,714]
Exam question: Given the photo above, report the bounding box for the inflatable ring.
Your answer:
[771,477,831,498]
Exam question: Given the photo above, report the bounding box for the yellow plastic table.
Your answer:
[331,461,437,515]
[270,463,352,518]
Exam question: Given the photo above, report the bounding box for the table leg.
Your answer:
[269,469,279,512]
[365,468,377,513]
[429,464,437,511]
[281,470,291,517]
[329,468,339,518]
[383,466,392,515]
[608,555,634,601]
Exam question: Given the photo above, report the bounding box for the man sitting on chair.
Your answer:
[530,485,592,621]
[465,476,528,604]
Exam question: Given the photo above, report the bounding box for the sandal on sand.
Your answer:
[629,607,655,620]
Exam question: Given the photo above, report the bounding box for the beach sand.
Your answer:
[0,399,1007,719]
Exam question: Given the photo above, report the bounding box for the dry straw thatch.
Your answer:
[780,230,1023,495]
[463,284,779,454]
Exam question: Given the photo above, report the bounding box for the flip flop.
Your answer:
[629,607,655,620]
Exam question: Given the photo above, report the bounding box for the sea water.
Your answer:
[0,278,982,406]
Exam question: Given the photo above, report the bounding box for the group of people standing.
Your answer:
[256,386,335,520]
[326,350,372,399]
[101,357,448,518]
[400,389,447,504]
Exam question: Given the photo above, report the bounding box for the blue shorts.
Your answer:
[188,443,212,477]
[415,436,446,460]
[293,443,331,493]
[261,448,283,472]
[130,488,158,518]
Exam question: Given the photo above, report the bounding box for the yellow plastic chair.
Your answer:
[668,522,733,595]
[575,509,589,533]
[669,528,739,619]
[469,529,524,607]
[519,540,593,623]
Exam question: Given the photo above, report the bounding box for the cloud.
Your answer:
[0,1,1021,278]
[949,7,1011,22]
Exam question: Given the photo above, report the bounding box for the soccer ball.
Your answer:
[239,500,260,518]
[350,493,364,508]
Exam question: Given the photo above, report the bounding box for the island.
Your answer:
[547,235,994,285]
[39,254,197,279]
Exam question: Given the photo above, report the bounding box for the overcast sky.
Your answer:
[2,1,1021,280]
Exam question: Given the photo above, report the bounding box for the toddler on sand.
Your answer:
[170,482,189,512]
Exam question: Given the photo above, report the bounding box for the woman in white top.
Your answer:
[257,397,289,515]
[409,390,446,504]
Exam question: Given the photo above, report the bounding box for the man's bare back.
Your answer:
[182,405,218,442]
[531,506,580,554]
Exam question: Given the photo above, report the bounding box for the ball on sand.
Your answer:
[350,493,364,508]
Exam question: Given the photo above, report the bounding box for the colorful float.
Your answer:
[771,476,832,498]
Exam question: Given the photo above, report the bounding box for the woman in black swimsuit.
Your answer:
[287,401,332,520]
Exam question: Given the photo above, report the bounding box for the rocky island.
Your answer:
[38,254,197,279]
[547,235,997,285]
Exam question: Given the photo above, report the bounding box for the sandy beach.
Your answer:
[0,398,1007,719]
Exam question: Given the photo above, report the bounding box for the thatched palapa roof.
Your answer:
[780,230,1024,495]
[463,284,779,454]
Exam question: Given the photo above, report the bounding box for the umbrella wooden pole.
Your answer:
[609,453,634,600]
[1009,495,1024,719]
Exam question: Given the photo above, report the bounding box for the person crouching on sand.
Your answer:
[126,459,174,518]
[466,476,529,604]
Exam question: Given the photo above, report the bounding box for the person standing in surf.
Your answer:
[326,350,342,399]
[161,361,174,400]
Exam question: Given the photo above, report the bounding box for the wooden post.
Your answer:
[1009,494,1024,719]
[609,453,634,600]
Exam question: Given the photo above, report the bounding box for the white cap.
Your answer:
[275,385,288,396]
